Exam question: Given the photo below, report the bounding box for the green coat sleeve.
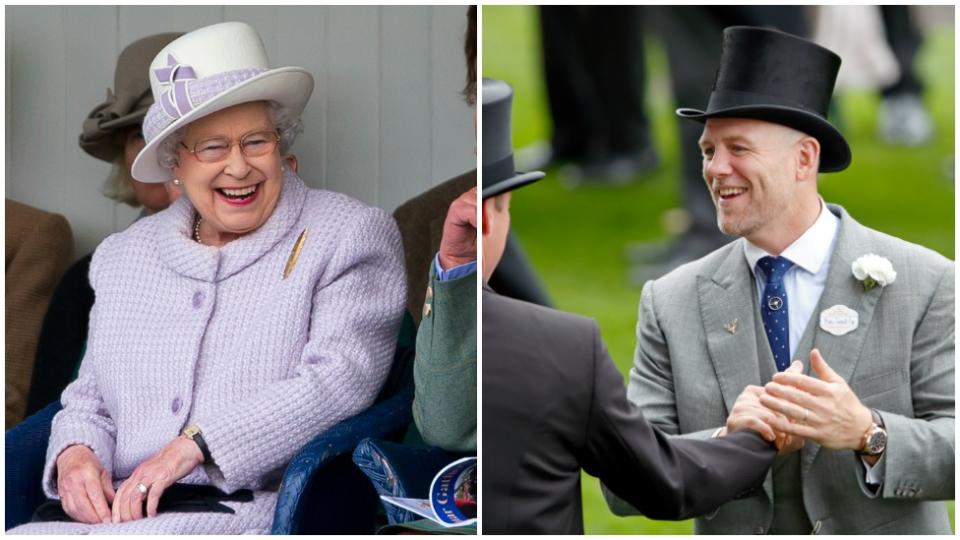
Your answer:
[412,265,477,453]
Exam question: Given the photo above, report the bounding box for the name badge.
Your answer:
[819,304,858,336]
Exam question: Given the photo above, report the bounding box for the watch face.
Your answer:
[867,429,887,454]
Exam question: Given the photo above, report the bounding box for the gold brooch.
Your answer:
[283,228,308,280]
[724,318,738,334]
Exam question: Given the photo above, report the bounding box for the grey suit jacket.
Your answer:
[483,284,777,534]
[604,204,954,534]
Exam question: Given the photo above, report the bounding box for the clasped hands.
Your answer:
[55,437,203,524]
[723,349,874,456]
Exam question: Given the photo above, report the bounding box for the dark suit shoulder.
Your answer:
[483,286,599,345]
[393,170,476,224]
[482,286,601,415]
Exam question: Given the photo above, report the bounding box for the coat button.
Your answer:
[171,397,182,414]
[192,291,204,308]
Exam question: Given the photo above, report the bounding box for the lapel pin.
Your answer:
[819,304,858,336]
[283,227,308,280]
[724,318,738,334]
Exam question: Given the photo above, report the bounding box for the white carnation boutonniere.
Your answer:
[851,254,897,291]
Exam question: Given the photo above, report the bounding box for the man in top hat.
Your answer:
[482,78,789,535]
[603,27,954,534]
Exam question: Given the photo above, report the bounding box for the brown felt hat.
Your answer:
[78,32,182,163]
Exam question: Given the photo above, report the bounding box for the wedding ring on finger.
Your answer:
[136,482,149,497]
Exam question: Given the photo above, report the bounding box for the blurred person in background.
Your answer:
[877,5,934,146]
[531,6,656,186]
[6,200,73,428]
[811,5,935,146]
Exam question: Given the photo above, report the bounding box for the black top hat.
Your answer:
[482,79,545,199]
[677,26,851,172]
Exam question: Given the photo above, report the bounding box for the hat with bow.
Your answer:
[132,22,314,183]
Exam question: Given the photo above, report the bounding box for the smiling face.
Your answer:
[174,101,283,245]
[699,117,821,251]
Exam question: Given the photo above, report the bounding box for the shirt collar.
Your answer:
[744,197,840,277]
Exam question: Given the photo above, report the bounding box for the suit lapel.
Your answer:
[801,205,885,473]
[699,240,764,415]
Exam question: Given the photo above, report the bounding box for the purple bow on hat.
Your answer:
[154,54,197,119]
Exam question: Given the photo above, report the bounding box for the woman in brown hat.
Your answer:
[79,32,184,214]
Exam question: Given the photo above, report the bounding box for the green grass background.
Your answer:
[483,6,955,534]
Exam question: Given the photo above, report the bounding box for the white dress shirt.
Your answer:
[744,198,839,359]
[743,199,884,485]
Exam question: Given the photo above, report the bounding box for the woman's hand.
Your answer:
[112,437,203,523]
[56,444,115,524]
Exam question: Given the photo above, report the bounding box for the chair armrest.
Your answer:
[271,384,413,534]
[6,401,61,530]
[352,438,464,524]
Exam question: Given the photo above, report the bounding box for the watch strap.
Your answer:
[182,425,214,465]
[192,431,213,465]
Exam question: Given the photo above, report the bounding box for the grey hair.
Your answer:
[101,156,140,206]
[156,100,303,170]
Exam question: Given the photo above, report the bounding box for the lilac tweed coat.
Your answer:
[10,170,405,534]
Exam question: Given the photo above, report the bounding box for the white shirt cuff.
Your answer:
[861,452,886,487]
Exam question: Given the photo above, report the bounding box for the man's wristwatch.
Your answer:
[181,424,214,465]
[857,409,887,456]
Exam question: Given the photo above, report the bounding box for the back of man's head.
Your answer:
[480,79,545,281]
[464,6,476,107]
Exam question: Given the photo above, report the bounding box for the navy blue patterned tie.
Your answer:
[758,256,794,372]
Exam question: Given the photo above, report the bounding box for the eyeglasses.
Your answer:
[180,130,280,163]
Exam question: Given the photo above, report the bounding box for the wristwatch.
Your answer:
[181,424,214,465]
[857,409,887,456]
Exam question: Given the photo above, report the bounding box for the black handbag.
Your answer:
[32,483,254,522]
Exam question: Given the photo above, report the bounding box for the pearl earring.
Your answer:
[173,178,182,186]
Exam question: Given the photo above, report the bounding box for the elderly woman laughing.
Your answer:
[9,22,404,534]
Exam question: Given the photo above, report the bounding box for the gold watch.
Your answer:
[857,409,887,456]
[181,424,213,464]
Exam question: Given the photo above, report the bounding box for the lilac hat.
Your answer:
[131,22,314,183]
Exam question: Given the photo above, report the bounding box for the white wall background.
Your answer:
[6,5,475,258]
